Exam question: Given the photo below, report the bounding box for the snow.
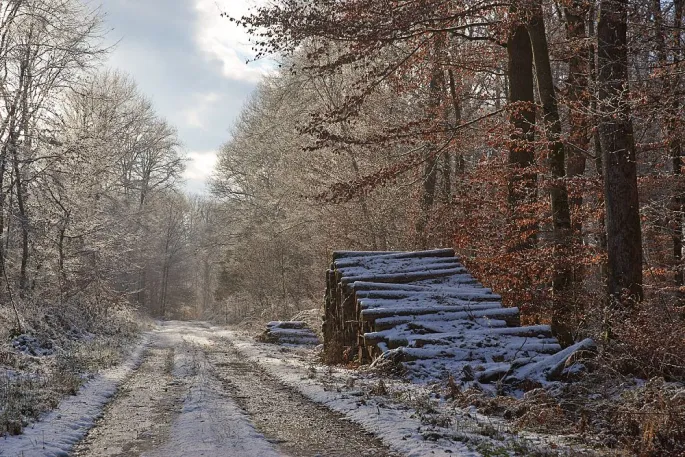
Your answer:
[506,338,596,383]
[223,328,597,456]
[262,320,321,345]
[373,307,520,328]
[360,300,502,312]
[220,328,482,457]
[11,335,56,357]
[339,261,464,279]
[0,322,289,457]
[0,334,150,457]
[0,320,591,457]
[333,249,453,262]
[144,325,283,457]
[342,267,468,284]
[353,282,494,294]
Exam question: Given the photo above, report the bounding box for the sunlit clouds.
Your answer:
[104,0,264,194]
[193,0,273,83]
[184,151,219,194]
[183,92,221,130]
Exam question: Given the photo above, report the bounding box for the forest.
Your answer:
[0,0,684,454]
[0,0,683,384]
[0,0,224,333]
[214,0,685,379]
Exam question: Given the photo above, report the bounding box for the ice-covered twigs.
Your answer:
[324,249,595,390]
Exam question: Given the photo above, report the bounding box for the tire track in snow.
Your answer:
[71,333,183,457]
[1,322,406,457]
[141,323,285,457]
[207,343,400,457]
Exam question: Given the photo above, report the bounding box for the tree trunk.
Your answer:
[597,0,643,301]
[0,123,14,289]
[11,140,29,293]
[564,1,591,230]
[447,68,463,196]
[527,1,574,345]
[347,144,378,249]
[416,36,446,249]
[588,9,609,267]
[417,153,439,249]
[507,13,537,250]
[669,0,683,285]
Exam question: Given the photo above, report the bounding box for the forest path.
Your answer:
[71,321,399,457]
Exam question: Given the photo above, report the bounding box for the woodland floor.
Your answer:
[3,322,400,457]
[4,320,656,457]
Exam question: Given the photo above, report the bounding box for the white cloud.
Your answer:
[182,92,221,130]
[193,0,273,83]
[185,150,218,183]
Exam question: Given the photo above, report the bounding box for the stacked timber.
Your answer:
[324,249,594,385]
[261,321,321,345]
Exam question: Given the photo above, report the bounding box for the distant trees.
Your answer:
[209,66,418,320]
[0,0,197,327]
[7,0,679,356]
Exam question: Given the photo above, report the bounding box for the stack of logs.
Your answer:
[324,249,594,384]
[262,321,320,345]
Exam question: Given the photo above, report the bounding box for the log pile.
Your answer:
[324,249,594,385]
[261,321,321,345]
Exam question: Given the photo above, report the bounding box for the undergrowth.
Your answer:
[0,300,143,437]
[447,360,685,456]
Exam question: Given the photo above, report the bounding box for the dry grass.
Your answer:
[444,357,685,456]
[0,300,143,436]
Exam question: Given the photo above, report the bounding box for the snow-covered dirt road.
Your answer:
[3,321,399,457]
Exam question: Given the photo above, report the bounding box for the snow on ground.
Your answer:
[219,328,482,457]
[144,323,284,457]
[0,334,150,457]
[1,321,592,457]
[221,327,593,457]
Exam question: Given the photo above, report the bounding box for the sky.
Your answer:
[102,0,270,194]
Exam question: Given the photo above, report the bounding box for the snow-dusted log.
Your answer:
[323,250,593,388]
[364,324,553,346]
[339,261,464,278]
[372,307,521,330]
[352,281,489,292]
[340,267,468,285]
[333,248,455,261]
[267,321,308,330]
[261,321,320,346]
[360,302,503,319]
[335,255,460,270]
[505,338,596,382]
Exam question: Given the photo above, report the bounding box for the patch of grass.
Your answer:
[0,366,81,435]
[58,338,125,375]
[475,442,510,457]
[0,303,142,437]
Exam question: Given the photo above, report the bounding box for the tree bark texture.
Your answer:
[564,1,591,233]
[507,15,537,250]
[416,35,446,249]
[527,1,574,344]
[669,0,683,285]
[597,0,643,301]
